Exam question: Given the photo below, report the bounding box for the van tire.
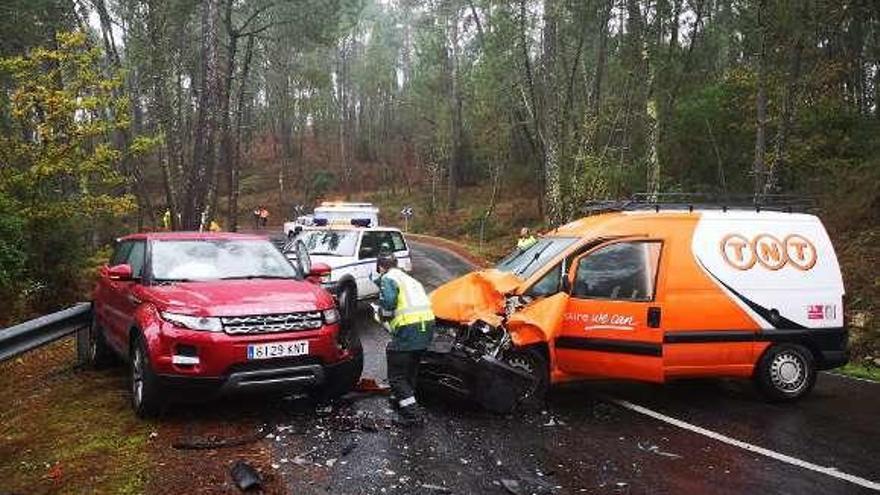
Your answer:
[88,317,116,369]
[754,344,817,402]
[130,335,162,418]
[504,348,549,409]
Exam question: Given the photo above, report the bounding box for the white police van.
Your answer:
[286,224,412,323]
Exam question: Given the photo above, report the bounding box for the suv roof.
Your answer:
[119,231,267,242]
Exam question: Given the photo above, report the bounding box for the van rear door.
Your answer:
[556,239,665,382]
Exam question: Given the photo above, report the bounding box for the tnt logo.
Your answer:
[720,233,817,271]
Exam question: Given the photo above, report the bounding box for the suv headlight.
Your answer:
[323,308,340,325]
[161,312,223,332]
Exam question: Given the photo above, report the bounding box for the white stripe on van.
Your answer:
[613,398,880,492]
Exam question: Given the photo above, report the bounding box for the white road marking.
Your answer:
[822,371,879,385]
[613,398,880,492]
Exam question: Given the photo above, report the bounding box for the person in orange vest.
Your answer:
[259,207,269,228]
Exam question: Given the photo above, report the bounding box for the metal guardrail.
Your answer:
[0,302,92,362]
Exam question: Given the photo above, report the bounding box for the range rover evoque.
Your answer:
[90,232,362,418]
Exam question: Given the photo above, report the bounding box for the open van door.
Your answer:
[555,239,665,382]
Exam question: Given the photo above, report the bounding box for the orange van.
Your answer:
[429,204,847,402]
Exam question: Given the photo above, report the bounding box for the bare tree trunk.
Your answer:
[542,0,563,224]
[589,0,613,120]
[185,0,222,229]
[228,35,254,231]
[146,0,180,229]
[446,6,463,211]
[753,0,768,199]
[769,31,804,194]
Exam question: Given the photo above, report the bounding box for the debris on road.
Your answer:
[500,478,522,494]
[420,482,452,493]
[637,442,682,459]
[172,423,273,450]
[230,460,262,491]
[340,440,358,456]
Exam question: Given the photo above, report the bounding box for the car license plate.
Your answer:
[247,340,309,360]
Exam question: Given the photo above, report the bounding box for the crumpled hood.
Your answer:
[430,269,522,323]
[143,279,332,317]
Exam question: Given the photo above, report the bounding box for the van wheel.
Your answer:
[88,317,116,369]
[755,344,817,402]
[504,348,549,408]
[130,335,162,418]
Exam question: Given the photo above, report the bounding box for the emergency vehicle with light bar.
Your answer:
[285,225,412,325]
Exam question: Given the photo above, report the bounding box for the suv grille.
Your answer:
[221,312,323,335]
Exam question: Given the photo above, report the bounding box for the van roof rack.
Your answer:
[583,193,816,215]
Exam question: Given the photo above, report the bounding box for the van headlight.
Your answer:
[323,308,340,325]
[161,312,223,332]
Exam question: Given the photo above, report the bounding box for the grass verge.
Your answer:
[835,362,880,382]
[0,340,151,494]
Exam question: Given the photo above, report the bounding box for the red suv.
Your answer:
[90,232,362,417]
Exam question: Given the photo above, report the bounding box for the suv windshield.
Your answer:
[151,239,298,281]
[496,237,577,280]
[299,230,359,256]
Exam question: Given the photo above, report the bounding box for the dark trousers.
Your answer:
[386,349,424,407]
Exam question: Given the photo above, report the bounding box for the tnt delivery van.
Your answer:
[429,204,847,402]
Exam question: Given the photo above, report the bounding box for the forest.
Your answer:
[1,0,879,362]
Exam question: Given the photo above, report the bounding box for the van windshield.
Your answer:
[496,237,577,280]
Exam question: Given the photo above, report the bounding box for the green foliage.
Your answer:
[311,169,336,198]
[0,31,139,319]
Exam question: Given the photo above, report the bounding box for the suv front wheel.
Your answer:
[130,335,162,418]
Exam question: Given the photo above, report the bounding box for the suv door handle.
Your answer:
[647,307,662,328]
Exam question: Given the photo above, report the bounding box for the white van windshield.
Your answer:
[300,229,359,256]
[496,237,577,280]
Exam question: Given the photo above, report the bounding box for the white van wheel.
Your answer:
[755,344,817,402]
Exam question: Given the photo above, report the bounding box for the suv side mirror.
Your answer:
[307,262,331,284]
[106,264,133,281]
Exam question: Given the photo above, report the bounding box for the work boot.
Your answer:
[395,404,424,427]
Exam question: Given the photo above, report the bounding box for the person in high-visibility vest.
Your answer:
[517,227,537,250]
[162,209,172,230]
[376,251,435,425]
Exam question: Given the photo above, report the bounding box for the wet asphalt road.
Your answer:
[269,241,880,495]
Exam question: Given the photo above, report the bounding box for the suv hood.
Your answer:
[143,279,333,317]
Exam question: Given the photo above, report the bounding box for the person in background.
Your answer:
[517,227,537,250]
[376,251,435,426]
[259,207,269,228]
[253,206,261,229]
[209,219,222,232]
[162,209,172,230]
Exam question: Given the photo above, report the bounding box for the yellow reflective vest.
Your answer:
[517,235,537,250]
[382,268,435,330]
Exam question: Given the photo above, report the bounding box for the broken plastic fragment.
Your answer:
[500,479,522,495]
[230,460,263,492]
